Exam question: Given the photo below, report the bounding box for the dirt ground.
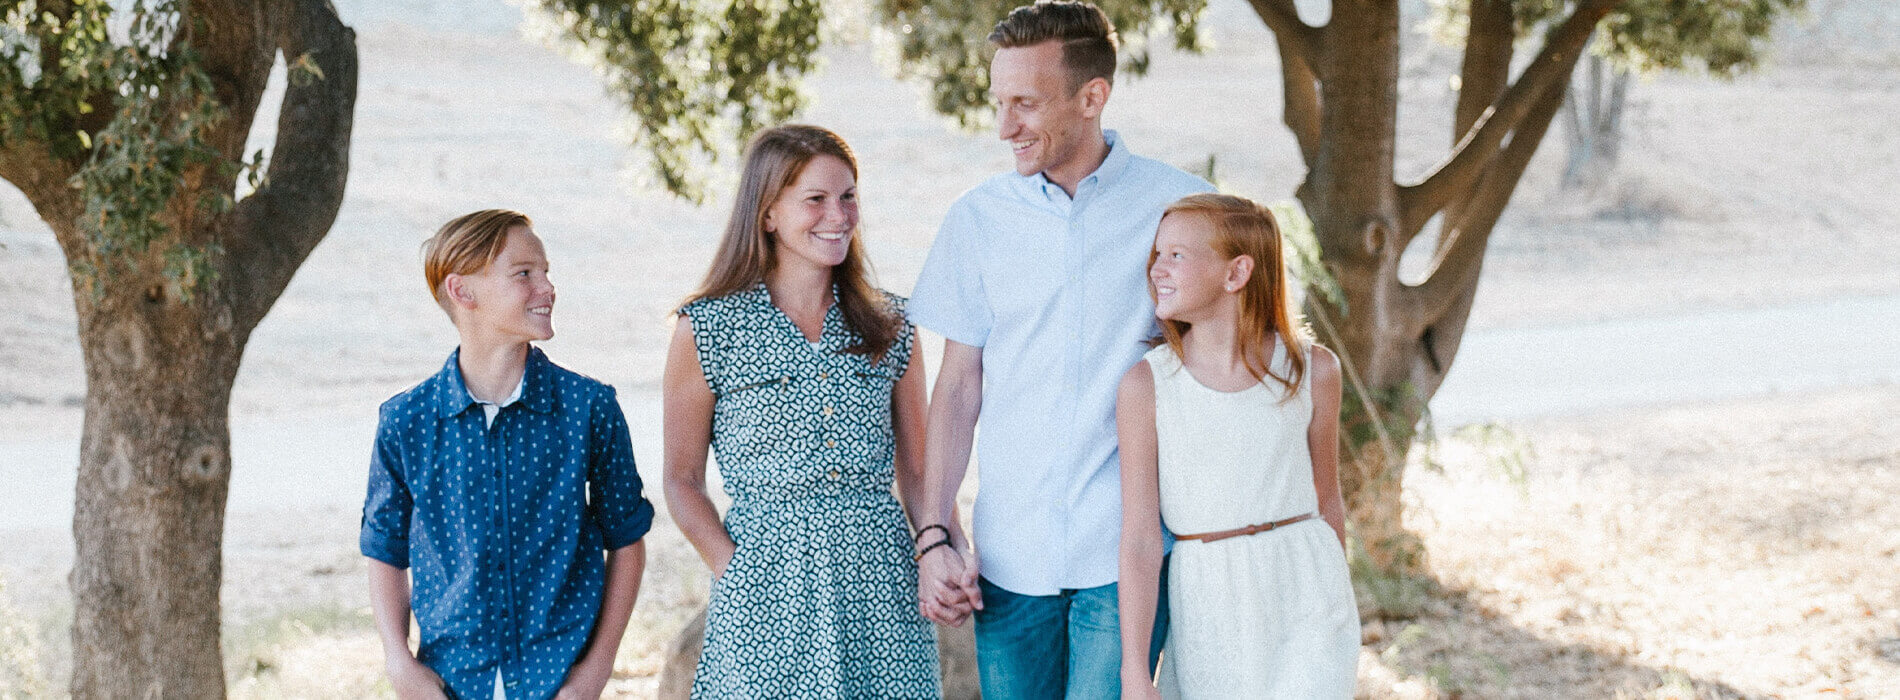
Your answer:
[3,0,1898,697]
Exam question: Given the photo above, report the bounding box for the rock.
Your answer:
[655,605,981,698]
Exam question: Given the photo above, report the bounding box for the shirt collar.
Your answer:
[1029,129,1132,201]
[434,346,558,419]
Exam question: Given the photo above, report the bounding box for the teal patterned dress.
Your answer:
[680,284,941,699]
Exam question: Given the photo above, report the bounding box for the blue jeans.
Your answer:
[973,557,1170,700]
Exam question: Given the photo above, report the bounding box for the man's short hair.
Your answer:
[989,1,1119,93]
[421,209,532,312]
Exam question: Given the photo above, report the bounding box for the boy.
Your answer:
[361,209,654,699]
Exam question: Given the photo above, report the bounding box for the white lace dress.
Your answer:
[1146,343,1360,698]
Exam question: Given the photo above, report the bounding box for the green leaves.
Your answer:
[1600,0,1806,76]
[3,0,232,297]
[873,0,1206,129]
[539,0,1207,200]
[534,0,826,203]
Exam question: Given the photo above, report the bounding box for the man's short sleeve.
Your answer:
[359,412,412,568]
[908,202,993,347]
[588,386,655,551]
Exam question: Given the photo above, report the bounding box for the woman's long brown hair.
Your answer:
[681,124,900,359]
[1152,193,1309,399]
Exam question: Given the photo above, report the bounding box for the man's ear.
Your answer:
[1225,255,1255,293]
[1079,76,1111,119]
[444,274,476,309]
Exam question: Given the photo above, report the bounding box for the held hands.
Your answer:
[915,526,983,626]
[385,654,448,700]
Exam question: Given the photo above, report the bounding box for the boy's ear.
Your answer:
[1225,255,1255,293]
[444,274,476,309]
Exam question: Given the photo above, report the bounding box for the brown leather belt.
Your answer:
[1174,513,1318,544]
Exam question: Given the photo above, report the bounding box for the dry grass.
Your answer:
[1359,384,1900,698]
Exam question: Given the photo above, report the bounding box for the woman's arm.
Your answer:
[1116,362,1165,696]
[1306,344,1348,549]
[662,317,736,577]
[891,325,932,532]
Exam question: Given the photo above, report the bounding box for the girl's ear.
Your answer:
[1225,255,1255,293]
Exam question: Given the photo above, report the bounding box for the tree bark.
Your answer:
[68,253,244,698]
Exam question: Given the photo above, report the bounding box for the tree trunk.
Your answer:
[67,251,246,697]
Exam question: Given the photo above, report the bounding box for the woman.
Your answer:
[661,124,942,697]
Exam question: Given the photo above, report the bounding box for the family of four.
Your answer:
[359,3,1359,698]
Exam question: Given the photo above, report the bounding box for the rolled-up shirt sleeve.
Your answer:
[588,387,654,551]
[908,202,993,348]
[359,413,412,568]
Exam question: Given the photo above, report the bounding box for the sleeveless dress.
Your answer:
[1146,342,1359,698]
[681,284,941,699]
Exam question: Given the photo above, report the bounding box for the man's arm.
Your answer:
[557,540,646,699]
[368,560,447,700]
[916,339,985,624]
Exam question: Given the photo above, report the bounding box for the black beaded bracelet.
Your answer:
[913,538,953,563]
[913,523,949,544]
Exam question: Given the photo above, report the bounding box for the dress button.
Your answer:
[822,405,834,417]
[819,371,829,380]
[825,439,836,448]
[828,469,840,480]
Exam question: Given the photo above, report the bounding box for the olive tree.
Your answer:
[0,0,356,694]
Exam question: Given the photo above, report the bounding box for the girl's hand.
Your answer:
[555,659,612,700]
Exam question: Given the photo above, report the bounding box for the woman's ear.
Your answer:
[1225,255,1255,293]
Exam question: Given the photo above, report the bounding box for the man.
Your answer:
[907,3,1216,697]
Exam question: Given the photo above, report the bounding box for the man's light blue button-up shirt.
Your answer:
[909,131,1214,595]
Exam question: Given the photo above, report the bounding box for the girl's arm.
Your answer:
[1116,361,1165,696]
[662,317,736,578]
[1306,344,1349,549]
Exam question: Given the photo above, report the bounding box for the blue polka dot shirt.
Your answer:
[360,347,655,699]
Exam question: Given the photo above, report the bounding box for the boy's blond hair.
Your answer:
[421,209,532,314]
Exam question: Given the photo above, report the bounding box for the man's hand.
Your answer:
[555,658,613,700]
[385,655,447,700]
[917,545,984,626]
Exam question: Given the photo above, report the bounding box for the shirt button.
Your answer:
[825,439,836,448]
[819,371,829,380]
[828,469,840,480]
[822,405,834,417]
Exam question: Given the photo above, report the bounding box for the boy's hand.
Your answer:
[385,656,447,700]
[555,659,613,700]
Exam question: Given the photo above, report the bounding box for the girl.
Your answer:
[662,125,942,697]
[1116,193,1359,698]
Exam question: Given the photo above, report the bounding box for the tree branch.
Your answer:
[223,0,358,334]
[1277,36,1322,167]
[1247,0,1322,71]
[1397,0,1619,240]
[1407,49,1575,326]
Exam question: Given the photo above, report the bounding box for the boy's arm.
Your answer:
[557,540,646,700]
[368,560,446,700]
